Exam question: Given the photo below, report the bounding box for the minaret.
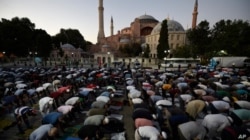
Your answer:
[110,16,114,36]
[192,0,198,29]
[97,0,105,43]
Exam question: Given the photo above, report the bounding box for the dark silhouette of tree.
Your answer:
[157,19,169,60]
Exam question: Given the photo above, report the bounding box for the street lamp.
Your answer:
[164,57,167,72]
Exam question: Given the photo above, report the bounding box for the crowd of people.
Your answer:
[0,64,249,140]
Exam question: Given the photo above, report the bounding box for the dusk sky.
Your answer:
[0,0,249,44]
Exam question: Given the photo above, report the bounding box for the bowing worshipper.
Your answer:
[185,99,208,120]
[134,118,154,129]
[229,109,250,126]
[87,107,108,116]
[78,125,104,140]
[234,100,250,109]
[65,96,84,115]
[14,105,37,134]
[208,98,231,114]
[202,114,233,139]
[178,121,207,140]
[57,104,76,123]
[14,88,29,106]
[91,100,108,109]
[39,96,55,117]
[132,107,156,121]
[26,88,37,106]
[1,94,19,113]
[29,124,58,140]
[134,125,167,140]
[100,117,125,134]
[168,110,190,140]
[42,111,66,133]
[221,124,250,140]
[83,114,107,126]
[178,93,194,111]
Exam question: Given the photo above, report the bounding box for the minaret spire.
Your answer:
[192,0,198,29]
[97,0,105,43]
[110,16,114,36]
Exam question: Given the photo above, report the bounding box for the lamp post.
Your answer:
[107,52,110,68]
[71,52,74,68]
[164,57,167,72]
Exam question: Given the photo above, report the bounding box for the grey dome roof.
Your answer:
[137,14,158,22]
[61,43,75,49]
[102,44,110,48]
[151,19,185,34]
[120,38,130,43]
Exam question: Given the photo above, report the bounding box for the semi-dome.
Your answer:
[151,19,185,35]
[61,43,75,49]
[136,14,158,23]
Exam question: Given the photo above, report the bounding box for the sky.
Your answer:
[0,0,249,44]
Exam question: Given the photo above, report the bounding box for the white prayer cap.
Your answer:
[222,96,230,102]
[103,117,109,124]
[161,131,167,139]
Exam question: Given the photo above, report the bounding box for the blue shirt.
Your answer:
[29,124,53,140]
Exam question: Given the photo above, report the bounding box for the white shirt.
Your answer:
[57,105,73,115]
[155,99,172,106]
[180,94,193,103]
[136,126,160,140]
[235,100,250,110]
[202,114,231,138]
[65,97,79,105]
[211,101,230,110]
[178,121,206,140]
[96,96,110,103]
[39,97,54,114]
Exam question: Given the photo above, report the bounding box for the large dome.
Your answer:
[151,19,185,34]
[136,14,158,23]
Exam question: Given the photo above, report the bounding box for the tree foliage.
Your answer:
[183,19,250,62]
[0,17,89,58]
[119,43,142,57]
[52,29,87,51]
[157,19,169,60]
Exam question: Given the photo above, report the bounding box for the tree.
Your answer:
[187,20,211,60]
[211,19,250,57]
[33,29,52,57]
[157,19,169,59]
[52,29,87,51]
[0,17,35,57]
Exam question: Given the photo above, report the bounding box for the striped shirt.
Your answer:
[15,106,32,115]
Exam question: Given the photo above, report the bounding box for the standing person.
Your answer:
[168,84,180,106]
[29,124,58,140]
[14,106,37,134]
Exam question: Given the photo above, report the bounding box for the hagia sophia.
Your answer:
[54,0,198,67]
